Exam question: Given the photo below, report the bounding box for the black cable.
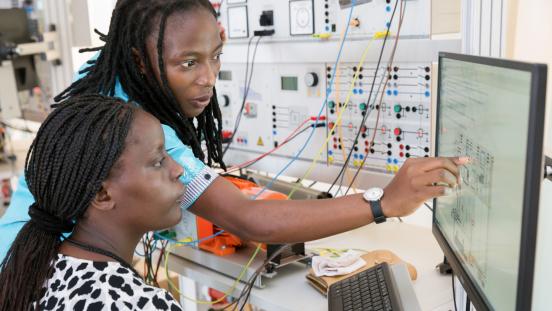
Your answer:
[333,56,390,195]
[221,36,255,155]
[326,0,401,194]
[344,0,406,195]
[333,58,388,196]
[333,105,376,194]
[217,244,290,311]
[452,271,458,311]
[153,240,168,284]
[236,35,263,136]
[223,36,263,158]
[236,244,290,310]
[424,202,434,212]
[142,235,156,284]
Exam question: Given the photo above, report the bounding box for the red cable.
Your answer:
[227,117,317,172]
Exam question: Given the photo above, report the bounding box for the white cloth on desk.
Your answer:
[312,250,366,277]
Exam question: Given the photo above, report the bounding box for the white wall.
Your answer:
[503,1,551,309]
[505,0,552,157]
[70,0,116,72]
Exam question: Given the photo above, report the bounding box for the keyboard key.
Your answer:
[328,263,398,311]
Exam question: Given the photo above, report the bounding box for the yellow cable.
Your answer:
[333,26,357,193]
[311,247,370,257]
[163,240,262,305]
[330,24,357,193]
[335,63,358,194]
[288,31,389,198]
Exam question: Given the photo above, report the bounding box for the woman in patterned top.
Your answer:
[0,95,185,310]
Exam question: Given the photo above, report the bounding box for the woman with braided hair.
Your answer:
[0,95,185,310]
[1,0,467,272]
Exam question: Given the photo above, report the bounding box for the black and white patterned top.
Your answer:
[35,254,183,311]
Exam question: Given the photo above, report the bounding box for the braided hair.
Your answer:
[0,95,136,310]
[54,0,226,169]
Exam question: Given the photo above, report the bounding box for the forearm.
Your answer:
[190,178,375,243]
[238,194,373,243]
[190,157,466,244]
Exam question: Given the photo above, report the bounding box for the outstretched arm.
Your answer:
[189,157,467,244]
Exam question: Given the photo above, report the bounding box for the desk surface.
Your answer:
[168,222,454,311]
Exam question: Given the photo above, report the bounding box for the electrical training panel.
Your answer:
[213,0,460,187]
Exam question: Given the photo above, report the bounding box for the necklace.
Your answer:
[65,238,141,278]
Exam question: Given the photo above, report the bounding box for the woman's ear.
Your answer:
[218,22,227,43]
[90,184,116,212]
[131,47,146,75]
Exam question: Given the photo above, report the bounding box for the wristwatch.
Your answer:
[363,187,386,224]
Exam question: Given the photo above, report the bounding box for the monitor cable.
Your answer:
[452,271,459,311]
[424,202,433,212]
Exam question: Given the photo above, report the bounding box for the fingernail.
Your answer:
[459,156,470,164]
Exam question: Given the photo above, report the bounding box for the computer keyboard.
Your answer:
[328,262,400,311]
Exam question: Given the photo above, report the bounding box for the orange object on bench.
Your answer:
[196,176,287,256]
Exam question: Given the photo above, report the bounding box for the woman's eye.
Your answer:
[181,60,196,68]
[214,52,223,60]
[154,157,165,167]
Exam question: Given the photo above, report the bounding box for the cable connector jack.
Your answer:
[312,33,332,40]
[309,116,327,121]
[253,29,275,37]
[374,30,392,39]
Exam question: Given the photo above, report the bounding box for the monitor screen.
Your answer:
[433,53,546,311]
[281,76,298,91]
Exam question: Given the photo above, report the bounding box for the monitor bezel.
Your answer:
[433,52,547,311]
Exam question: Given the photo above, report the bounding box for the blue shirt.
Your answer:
[0,74,217,261]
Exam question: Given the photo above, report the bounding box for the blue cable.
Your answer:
[253,0,357,199]
[155,0,357,245]
[153,230,226,245]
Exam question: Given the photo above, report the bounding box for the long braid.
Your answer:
[0,95,135,310]
[54,0,226,169]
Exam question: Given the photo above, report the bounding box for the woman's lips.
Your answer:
[190,94,212,109]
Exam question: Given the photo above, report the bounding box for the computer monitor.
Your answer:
[433,52,547,311]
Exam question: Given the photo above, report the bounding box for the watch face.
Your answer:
[365,188,384,201]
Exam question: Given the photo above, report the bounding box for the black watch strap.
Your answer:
[370,200,386,224]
